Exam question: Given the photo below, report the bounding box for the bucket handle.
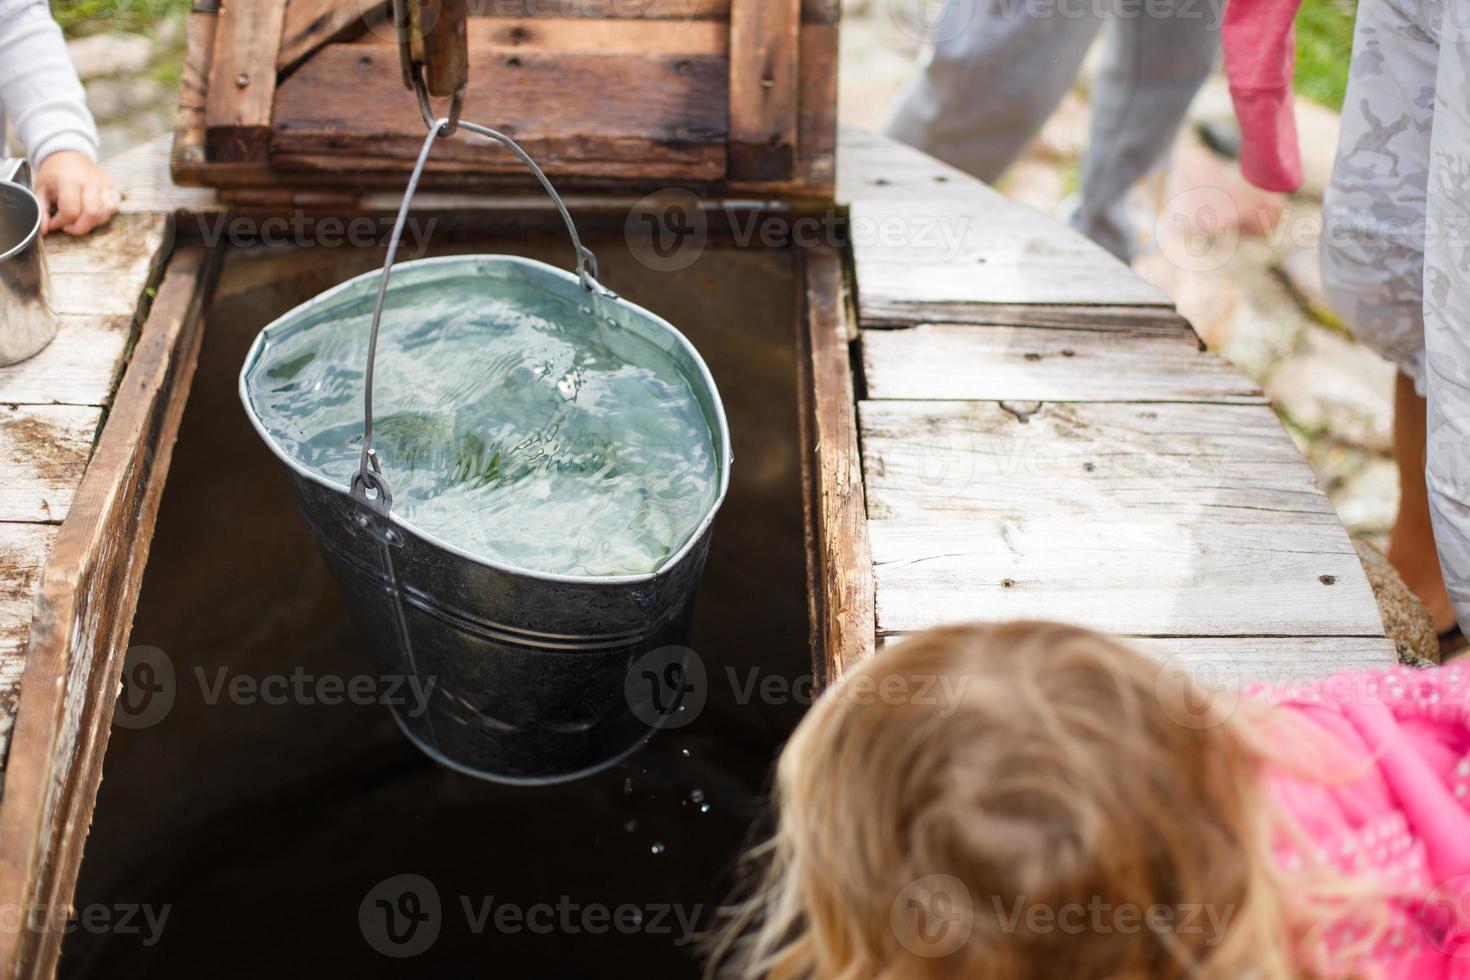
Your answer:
[351,115,607,513]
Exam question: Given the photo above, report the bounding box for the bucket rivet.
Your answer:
[235,73,250,88]
[581,305,593,316]
[385,529,400,545]
[355,514,369,528]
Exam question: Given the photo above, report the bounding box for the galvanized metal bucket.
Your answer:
[239,118,730,784]
[0,159,57,367]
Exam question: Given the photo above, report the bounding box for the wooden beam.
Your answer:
[0,245,218,979]
[800,248,875,684]
[727,0,801,181]
[279,0,388,75]
[205,0,288,162]
[860,323,1264,404]
[349,16,730,52]
[272,43,729,178]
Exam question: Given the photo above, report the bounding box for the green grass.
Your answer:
[51,0,188,37]
[1295,0,1357,110]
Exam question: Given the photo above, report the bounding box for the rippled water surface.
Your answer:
[245,268,720,576]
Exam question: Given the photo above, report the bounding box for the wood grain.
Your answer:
[838,127,1170,312]
[205,0,288,161]
[859,400,1342,525]
[869,519,1383,638]
[800,248,875,684]
[272,44,729,177]
[279,0,387,74]
[350,15,730,52]
[728,0,801,180]
[0,316,132,407]
[877,632,1398,681]
[0,406,101,523]
[0,525,54,768]
[861,323,1264,403]
[0,246,217,979]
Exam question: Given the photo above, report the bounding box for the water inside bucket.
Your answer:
[244,269,720,576]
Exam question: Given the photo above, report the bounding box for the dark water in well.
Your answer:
[61,237,810,979]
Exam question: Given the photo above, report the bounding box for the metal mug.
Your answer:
[0,158,56,367]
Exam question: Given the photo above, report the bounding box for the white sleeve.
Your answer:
[0,0,99,165]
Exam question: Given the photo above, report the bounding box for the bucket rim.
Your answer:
[238,252,732,587]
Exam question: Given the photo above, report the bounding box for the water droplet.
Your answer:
[699,803,710,813]
[650,842,665,855]
[623,777,633,795]
[624,819,638,832]
[689,788,705,803]
[680,748,690,758]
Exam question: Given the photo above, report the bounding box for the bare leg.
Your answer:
[1388,370,1456,633]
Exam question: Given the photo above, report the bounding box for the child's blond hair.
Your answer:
[708,621,1387,979]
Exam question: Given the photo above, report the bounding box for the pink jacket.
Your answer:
[1222,0,1305,191]
[1247,665,1470,976]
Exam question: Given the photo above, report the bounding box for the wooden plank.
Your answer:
[728,0,801,181]
[802,248,875,684]
[876,632,1398,681]
[0,213,170,407]
[171,6,217,184]
[111,135,222,217]
[869,517,1383,638]
[1127,636,1397,680]
[279,0,386,74]
[0,406,101,524]
[860,303,1196,332]
[205,0,288,161]
[859,400,1341,525]
[46,212,171,318]
[0,246,217,979]
[788,21,835,196]
[838,127,1170,312]
[350,16,730,52]
[0,524,55,769]
[271,44,729,178]
[0,316,132,407]
[457,0,840,21]
[861,324,1264,404]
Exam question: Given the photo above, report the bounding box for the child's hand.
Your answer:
[34,151,118,236]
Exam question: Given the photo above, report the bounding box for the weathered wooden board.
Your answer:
[876,632,1397,681]
[45,213,171,319]
[0,316,132,407]
[1126,635,1397,679]
[351,16,730,52]
[0,524,55,767]
[860,400,1342,525]
[272,43,730,177]
[281,0,386,74]
[0,406,101,523]
[205,0,287,161]
[0,320,132,408]
[838,128,1170,313]
[869,518,1382,638]
[800,249,874,684]
[0,246,215,979]
[729,0,801,180]
[861,324,1264,404]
